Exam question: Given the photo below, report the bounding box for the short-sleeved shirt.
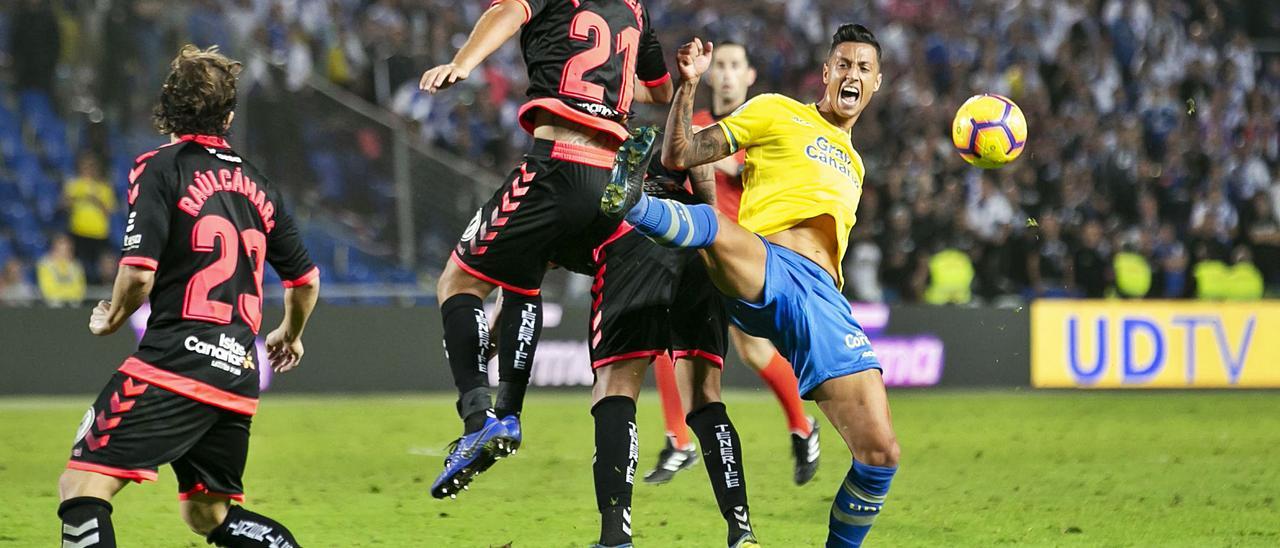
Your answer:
[117,134,318,416]
[64,176,117,240]
[496,0,669,141]
[36,257,85,306]
[716,93,866,286]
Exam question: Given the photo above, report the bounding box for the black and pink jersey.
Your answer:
[495,0,669,141]
[117,134,317,415]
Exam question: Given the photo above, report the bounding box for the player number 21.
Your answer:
[183,215,267,334]
[560,11,641,112]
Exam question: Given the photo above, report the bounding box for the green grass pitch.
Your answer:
[3,390,1278,546]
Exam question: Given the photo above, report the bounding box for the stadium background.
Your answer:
[2,0,1280,546]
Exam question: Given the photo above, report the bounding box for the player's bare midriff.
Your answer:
[765,214,841,284]
[530,110,624,149]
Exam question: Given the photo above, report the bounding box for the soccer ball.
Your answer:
[951,94,1027,169]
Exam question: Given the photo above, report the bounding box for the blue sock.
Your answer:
[624,193,718,248]
[828,460,897,547]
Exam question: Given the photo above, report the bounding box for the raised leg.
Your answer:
[625,197,768,302]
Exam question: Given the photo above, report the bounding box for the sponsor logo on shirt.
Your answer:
[185,333,253,376]
[845,333,871,349]
[123,212,142,250]
[571,100,622,121]
[804,136,855,181]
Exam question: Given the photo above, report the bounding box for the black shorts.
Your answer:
[589,227,727,368]
[67,372,251,501]
[452,139,621,296]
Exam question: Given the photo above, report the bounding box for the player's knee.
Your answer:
[182,512,218,536]
[57,470,81,500]
[684,361,723,408]
[688,381,721,408]
[592,387,639,405]
[856,437,901,468]
[688,389,720,409]
[883,439,902,467]
[740,342,774,370]
[183,516,219,537]
[591,360,646,404]
[180,499,229,536]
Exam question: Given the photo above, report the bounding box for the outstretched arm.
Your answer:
[419,1,527,93]
[662,39,733,171]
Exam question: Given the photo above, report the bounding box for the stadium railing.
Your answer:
[234,53,499,273]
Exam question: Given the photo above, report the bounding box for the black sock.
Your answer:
[493,382,526,421]
[688,402,753,544]
[441,294,492,432]
[206,505,300,547]
[592,396,638,546]
[458,391,494,434]
[59,497,116,547]
[495,292,542,418]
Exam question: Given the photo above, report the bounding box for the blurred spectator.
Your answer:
[1151,237,1190,298]
[1150,222,1188,297]
[1112,245,1152,299]
[1242,194,1280,290]
[847,242,883,303]
[11,0,61,94]
[95,252,118,288]
[1026,213,1074,298]
[99,0,141,128]
[1189,185,1239,248]
[923,248,974,305]
[967,177,1017,298]
[284,23,314,91]
[36,235,85,307]
[966,178,1016,243]
[187,0,232,53]
[0,259,39,307]
[62,152,116,284]
[1072,220,1111,298]
[877,205,924,302]
[1224,246,1264,300]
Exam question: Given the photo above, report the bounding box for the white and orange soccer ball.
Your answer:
[951,93,1027,169]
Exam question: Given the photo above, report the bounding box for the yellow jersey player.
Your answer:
[605,24,899,547]
[644,41,823,490]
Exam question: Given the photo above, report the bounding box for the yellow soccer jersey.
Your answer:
[715,93,865,286]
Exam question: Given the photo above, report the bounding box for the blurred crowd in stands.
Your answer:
[1,0,1278,306]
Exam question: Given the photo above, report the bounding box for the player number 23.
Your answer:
[560,11,641,112]
[183,215,267,333]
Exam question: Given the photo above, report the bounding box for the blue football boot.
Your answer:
[430,416,509,499]
[496,415,522,456]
